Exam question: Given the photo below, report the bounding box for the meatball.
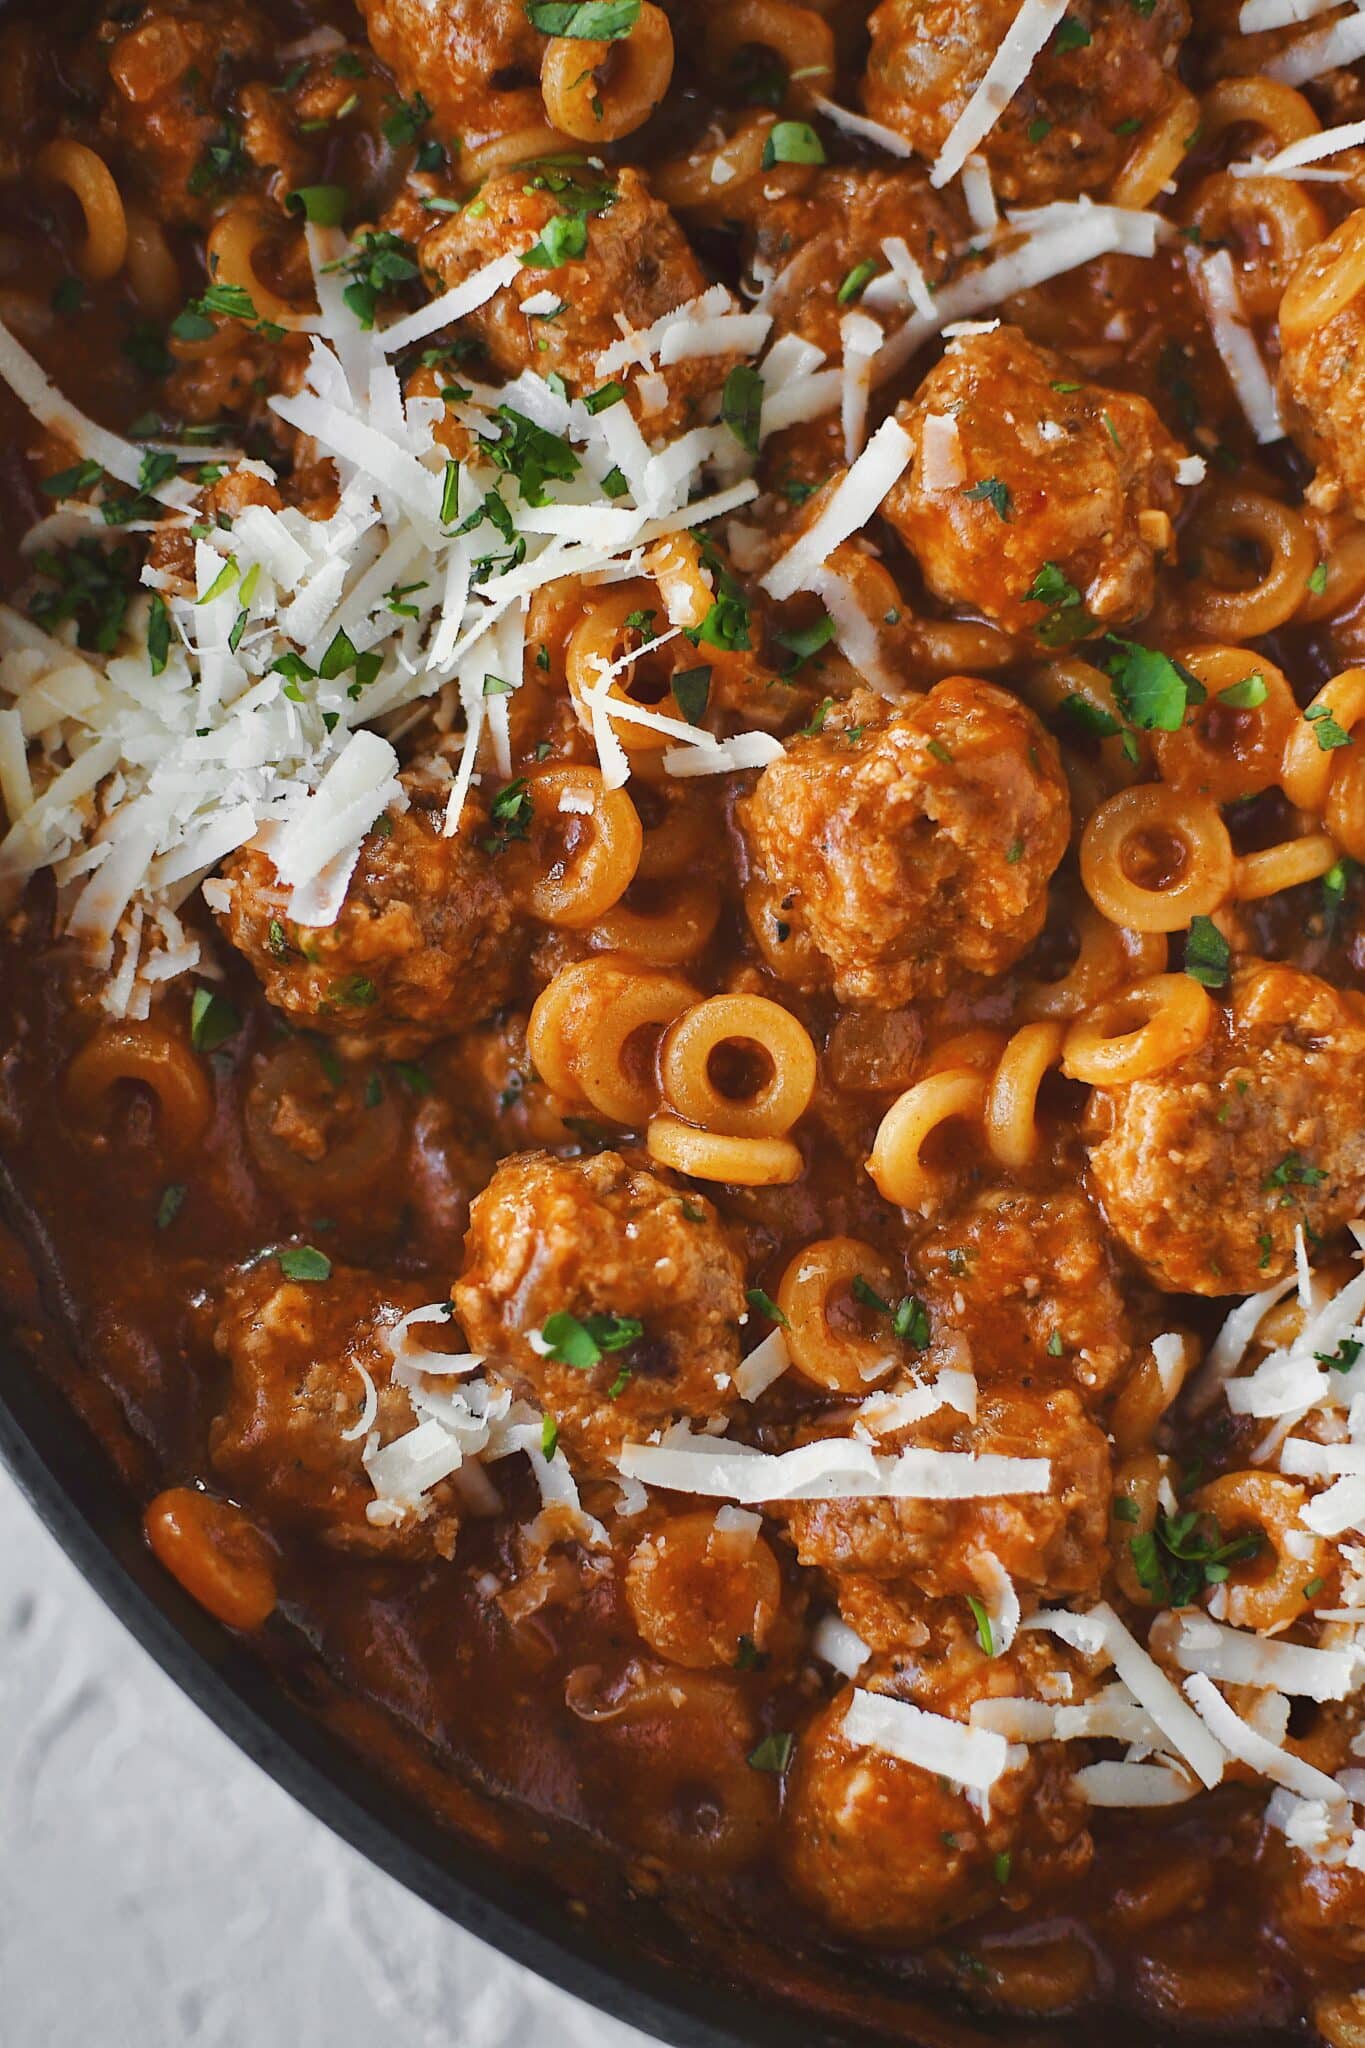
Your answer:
[1280,212,1365,520]
[737,679,1069,1006]
[420,167,721,433]
[453,1150,746,1472]
[1085,961,1365,1296]
[746,165,959,359]
[917,1188,1147,1411]
[210,1262,460,1557]
[354,0,542,153]
[863,0,1190,204]
[217,771,519,1058]
[779,1384,1111,1602]
[883,326,1186,643]
[100,0,271,226]
[783,1670,1090,1939]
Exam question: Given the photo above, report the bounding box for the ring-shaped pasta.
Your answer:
[646,1114,803,1185]
[1199,76,1319,157]
[1281,668,1365,812]
[206,206,316,330]
[541,2,673,142]
[34,139,127,282]
[1110,1450,1164,1606]
[985,1020,1067,1169]
[566,585,694,752]
[865,1068,987,1216]
[243,1040,403,1207]
[653,113,813,218]
[1109,1332,1198,1459]
[1150,646,1297,800]
[144,1488,278,1632]
[660,993,817,1137]
[522,765,643,928]
[1280,207,1365,350]
[1026,654,1146,805]
[625,1511,782,1668]
[123,204,181,318]
[1234,830,1340,901]
[1299,513,1365,623]
[589,875,722,964]
[1181,485,1315,639]
[1184,171,1326,322]
[1325,751,1365,863]
[703,0,835,111]
[922,1027,1008,1076]
[1190,1471,1330,1633]
[457,122,569,192]
[65,1019,215,1159]
[527,955,695,1124]
[1062,972,1213,1086]
[1081,784,1235,932]
[1019,907,1168,1021]
[1109,83,1200,212]
[776,1236,901,1393]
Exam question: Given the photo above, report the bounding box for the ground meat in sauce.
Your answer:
[353,0,544,151]
[99,0,272,226]
[783,1650,1091,1939]
[1085,960,1365,1296]
[217,771,521,1059]
[778,1383,1111,1601]
[745,165,960,360]
[863,0,1190,202]
[915,1187,1150,1412]
[420,166,724,432]
[210,1262,460,1557]
[453,1149,746,1473]
[883,326,1187,643]
[1280,209,1365,520]
[737,679,1069,1006]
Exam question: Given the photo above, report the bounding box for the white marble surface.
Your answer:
[0,1466,653,2048]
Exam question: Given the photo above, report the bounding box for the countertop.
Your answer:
[0,1465,652,2048]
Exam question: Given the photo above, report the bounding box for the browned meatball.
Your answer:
[217,771,519,1058]
[746,165,959,359]
[863,0,1189,203]
[99,0,271,227]
[354,0,543,153]
[783,1663,1090,1939]
[1271,1844,1365,1962]
[884,326,1185,643]
[453,1150,746,1472]
[210,1261,460,1557]
[1280,212,1365,520]
[737,680,1068,1006]
[1085,961,1365,1296]
[420,167,722,433]
[779,1384,1111,1601]
[917,1187,1147,1411]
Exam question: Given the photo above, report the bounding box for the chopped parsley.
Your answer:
[893,1295,930,1348]
[287,183,349,226]
[325,231,419,329]
[1217,671,1267,710]
[721,363,764,455]
[761,120,826,169]
[1104,636,1204,732]
[1054,15,1093,51]
[745,1286,789,1327]
[155,1183,187,1231]
[1130,1509,1263,1608]
[1183,915,1230,990]
[382,91,433,149]
[967,1595,995,1656]
[1316,1338,1363,1374]
[29,540,134,652]
[522,211,589,268]
[278,1244,333,1283]
[774,613,835,672]
[540,1308,643,1368]
[482,776,533,853]
[747,1731,794,1773]
[1263,1151,1327,1204]
[836,259,879,306]
[488,404,580,505]
[541,1414,561,1459]
[189,986,240,1053]
[963,476,1012,522]
[671,664,712,723]
[1306,701,1353,753]
[525,0,641,32]
[1024,561,1094,646]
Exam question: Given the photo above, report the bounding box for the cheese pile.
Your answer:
[0,223,781,1015]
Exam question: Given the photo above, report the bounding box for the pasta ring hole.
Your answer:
[1120,825,1192,894]
[705,1035,775,1106]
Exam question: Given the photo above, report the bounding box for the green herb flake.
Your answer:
[836,258,879,306]
[747,1731,794,1773]
[967,1595,995,1657]
[761,120,826,169]
[963,476,1012,521]
[189,986,240,1053]
[1306,701,1353,752]
[1184,914,1230,990]
[525,0,641,34]
[721,363,764,455]
[541,1308,643,1368]
[1217,671,1267,710]
[155,1183,187,1231]
[745,1286,789,1328]
[671,663,712,724]
[279,1244,333,1283]
[541,1414,561,1460]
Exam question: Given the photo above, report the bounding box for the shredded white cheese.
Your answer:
[843,1689,1013,1790]
[930,0,1070,189]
